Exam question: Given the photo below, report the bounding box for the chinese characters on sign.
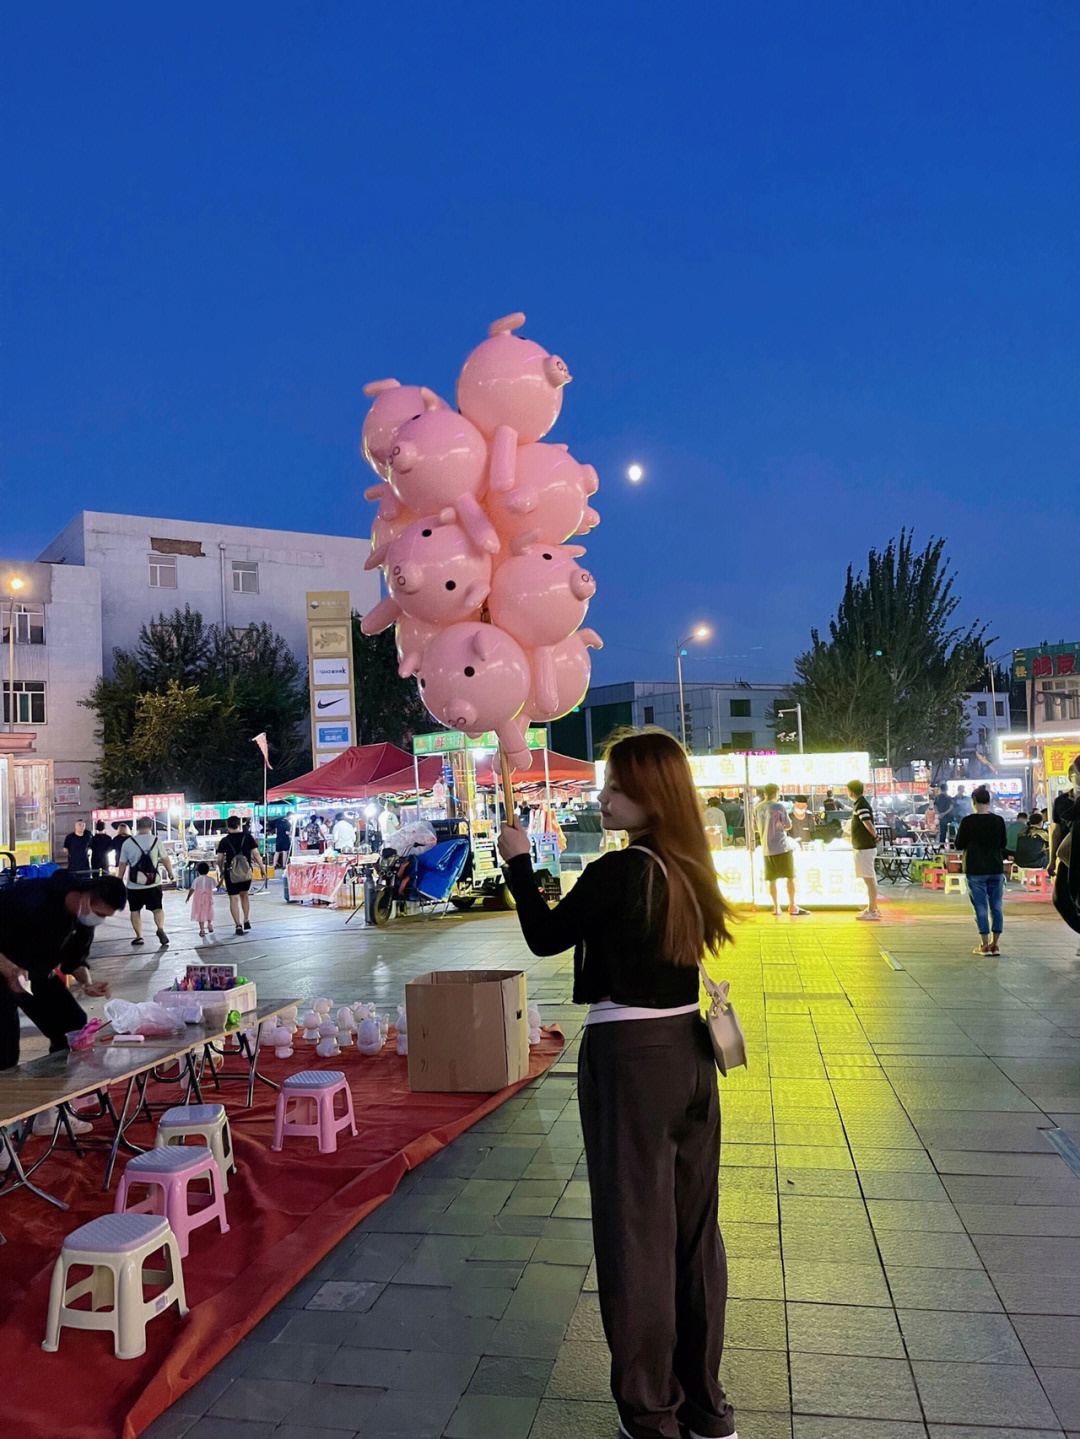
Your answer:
[1013,643,1080,680]
[133,793,185,812]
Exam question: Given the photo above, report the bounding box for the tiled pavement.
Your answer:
[57,883,1080,1438]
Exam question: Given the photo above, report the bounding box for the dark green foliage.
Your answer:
[82,608,309,802]
[350,617,434,747]
[778,532,992,773]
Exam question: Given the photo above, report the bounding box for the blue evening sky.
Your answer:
[3,1,1077,687]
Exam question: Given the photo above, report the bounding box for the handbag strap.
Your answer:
[629,843,727,1005]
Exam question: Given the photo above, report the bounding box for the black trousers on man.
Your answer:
[578,1012,735,1439]
[0,974,86,1070]
[1053,865,1080,935]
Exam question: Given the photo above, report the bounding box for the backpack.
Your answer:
[227,838,253,882]
[130,837,159,885]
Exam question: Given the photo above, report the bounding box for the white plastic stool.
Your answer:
[42,1213,187,1359]
[155,1103,235,1193]
[943,873,967,896]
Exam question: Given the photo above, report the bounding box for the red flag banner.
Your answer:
[253,732,272,768]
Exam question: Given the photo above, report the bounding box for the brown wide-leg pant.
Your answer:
[578,1012,735,1439]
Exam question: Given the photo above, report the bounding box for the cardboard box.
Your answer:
[406,970,529,1093]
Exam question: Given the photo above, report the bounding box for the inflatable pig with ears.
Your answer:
[526,629,603,722]
[488,539,596,649]
[417,621,533,769]
[388,405,499,556]
[361,380,448,479]
[456,314,572,493]
[395,616,440,680]
[361,514,492,635]
[487,442,599,546]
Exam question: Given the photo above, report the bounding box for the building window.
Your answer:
[995,701,1004,716]
[231,561,259,594]
[976,701,987,717]
[2,681,46,724]
[148,554,177,588]
[730,730,754,750]
[643,705,654,725]
[1,604,45,645]
[729,699,751,718]
[977,727,989,748]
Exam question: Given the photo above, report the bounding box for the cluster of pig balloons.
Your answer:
[359,314,601,770]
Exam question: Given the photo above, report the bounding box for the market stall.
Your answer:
[593,749,874,908]
[0,736,52,867]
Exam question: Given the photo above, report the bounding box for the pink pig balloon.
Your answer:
[487,442,600,546]
[360,514,492,634]
[388,408,499,556]
[395,616,439,679]
[457,314,572,461]
[488,539,596,650]
[417,621,532,767]
[526,629,603,723]
[361,380,448,479]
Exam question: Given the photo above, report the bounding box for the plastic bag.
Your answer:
[103,998,185,1038]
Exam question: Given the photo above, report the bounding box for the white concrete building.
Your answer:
[1,559,103,841]
[39,511,379,673]
[961,688,1011,760]
[553,679,790,759]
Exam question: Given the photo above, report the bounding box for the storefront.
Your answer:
[593,749,874,908]
[0,738,54,866]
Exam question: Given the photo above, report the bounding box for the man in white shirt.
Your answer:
[331,812,357,851]
[378,804,400,846]
[117,817,175,947]
[753,784,809,917]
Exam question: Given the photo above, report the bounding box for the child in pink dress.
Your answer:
[187,861,216,938]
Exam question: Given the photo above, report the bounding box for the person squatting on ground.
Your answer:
[499,729,738,1439]
[954,785,1008,955]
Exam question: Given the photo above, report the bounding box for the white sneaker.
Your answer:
[32,1108,93,1137]
[856,910,882,922]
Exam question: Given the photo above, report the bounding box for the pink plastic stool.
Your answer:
[114,1144,229,1258]
[272,1070,357,1154]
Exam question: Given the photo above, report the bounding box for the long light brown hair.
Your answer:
[603,728,735,965]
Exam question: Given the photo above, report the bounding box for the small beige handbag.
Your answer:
[633,845,748,1076]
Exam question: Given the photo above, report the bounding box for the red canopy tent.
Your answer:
[473,749,594,787]
[266,743,415,801]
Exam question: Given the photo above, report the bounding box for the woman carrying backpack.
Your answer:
[217,814,259,935]
[499,729,738,1439]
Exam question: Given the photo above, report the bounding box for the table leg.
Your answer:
[2,1126,68,1210]
[184,1051,204,1105]
[103,1075,137,1190]
[97,1088,144,1159]
[237,1028,279,1106]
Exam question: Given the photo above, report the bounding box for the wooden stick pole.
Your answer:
[499,747,518,827]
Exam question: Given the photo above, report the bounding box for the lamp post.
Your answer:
[5,575,25,732]
[675,625,711,749]
[777,704,804,753]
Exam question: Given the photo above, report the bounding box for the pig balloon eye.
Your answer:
[464,666,475,677]
[421,528,432,537]
[445,580,456,591]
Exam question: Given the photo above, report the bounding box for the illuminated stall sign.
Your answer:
[595,751,873,792]
[711,845,869,908]
[133,793,185,812]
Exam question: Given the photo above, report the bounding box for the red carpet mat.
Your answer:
[0,1026,565,1439]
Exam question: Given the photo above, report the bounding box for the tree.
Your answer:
[83,610,309,801]
[351,618,435,748]
[779,532,991,773]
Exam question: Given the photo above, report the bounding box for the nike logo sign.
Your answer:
[316,699,345,710]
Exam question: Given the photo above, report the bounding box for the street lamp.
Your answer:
[627,464,644,483]
[675,625,711,749]
[776,704,804,753]
[5,575,25,732]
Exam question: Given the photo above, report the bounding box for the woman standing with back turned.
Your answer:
[499,729,737,1439]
